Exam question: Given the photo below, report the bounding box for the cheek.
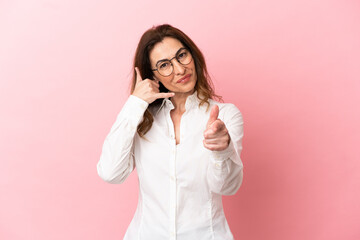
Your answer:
[158,77,173,89]
[153,74,163,82]
[160,80,172,88]
[158,75,173,84]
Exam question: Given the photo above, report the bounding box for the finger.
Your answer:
[211,120,225,132]
[204,130,223,139]
[154,92,175,99]
[206,105,219,129]
[151,85,160,93]
[204,124,227,139]
[143,78,159,88]
[135,67,143,83]
[203,140,224,151]
[203,128,215,139]
[152,80,160,88]
[203,138,220,144]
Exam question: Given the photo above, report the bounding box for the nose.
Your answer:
[172,59,186,75]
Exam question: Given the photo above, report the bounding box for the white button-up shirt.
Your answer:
[97,91,244,240]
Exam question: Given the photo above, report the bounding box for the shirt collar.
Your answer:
[184,90,200,111]
[155,90,201,115]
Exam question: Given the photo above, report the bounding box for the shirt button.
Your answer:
[215,163,221,169]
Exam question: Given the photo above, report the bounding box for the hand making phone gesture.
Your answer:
[132,67,175,104]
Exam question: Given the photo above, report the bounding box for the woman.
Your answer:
[97,24,244,240]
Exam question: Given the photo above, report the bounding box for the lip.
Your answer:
[177,74,191,83]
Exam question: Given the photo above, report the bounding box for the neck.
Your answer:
[170,90,194,113]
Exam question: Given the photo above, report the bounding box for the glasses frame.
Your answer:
[151,47,193,77]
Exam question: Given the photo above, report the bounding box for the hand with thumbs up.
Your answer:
[132,67,175,104]
[203,105,230,151]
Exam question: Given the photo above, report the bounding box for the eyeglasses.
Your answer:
[151,48,193,77]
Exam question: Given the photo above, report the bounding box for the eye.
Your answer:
[159,61,170,69]
[177,50,188,59]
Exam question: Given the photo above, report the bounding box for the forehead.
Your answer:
[149,37,184,64]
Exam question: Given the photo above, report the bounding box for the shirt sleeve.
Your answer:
[207,103,244,195]
[97,95,149,184]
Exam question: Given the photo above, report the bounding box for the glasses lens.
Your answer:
[156,49,192,76]
[157,61,172,76]
[177,49,192,65]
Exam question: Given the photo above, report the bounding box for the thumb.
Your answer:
[206,105,219,129]
[135,67,143,84]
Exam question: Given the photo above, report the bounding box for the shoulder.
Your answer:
[207,99,243,123]
[148,100,165,116]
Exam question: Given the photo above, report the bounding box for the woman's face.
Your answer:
[149,37,197,95]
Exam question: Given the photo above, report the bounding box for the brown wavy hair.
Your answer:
[130,24,222,137]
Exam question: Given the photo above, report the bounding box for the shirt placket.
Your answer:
[166,103,177,240]
[169,140,177,240]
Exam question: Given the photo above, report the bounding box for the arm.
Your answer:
[206,104,244,195]
[97,66,175,184]
[97,95,148,184]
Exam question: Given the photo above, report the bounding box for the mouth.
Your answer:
[177,74,191,83]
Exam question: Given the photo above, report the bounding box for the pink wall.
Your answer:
[1,0,359,239]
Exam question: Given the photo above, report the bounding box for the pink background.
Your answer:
[1,0,359,239]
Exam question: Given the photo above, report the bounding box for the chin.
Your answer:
[176,81,196,93]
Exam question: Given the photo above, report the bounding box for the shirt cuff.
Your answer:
[122,94,148,115]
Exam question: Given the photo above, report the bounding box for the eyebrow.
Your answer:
[155,47,186,66]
